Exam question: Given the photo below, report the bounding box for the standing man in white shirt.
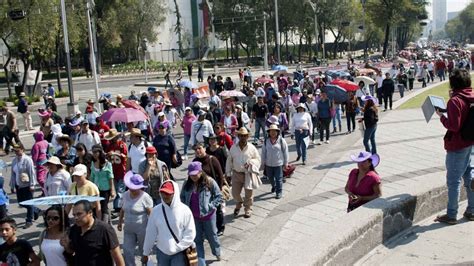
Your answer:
[75,120,101,152]
[126,128,149,174]
[189,110,214,147]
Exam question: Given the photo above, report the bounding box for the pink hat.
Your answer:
[38,110,51,118]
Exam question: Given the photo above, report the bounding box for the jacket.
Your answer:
[11,154,36,189]
[261,136,289,167]
[31,131,49,167]
[440,87,474,151]
[381,78,395,94]
[142,180,196,256]
[180,178,223,218]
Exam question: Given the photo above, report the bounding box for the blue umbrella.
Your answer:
[272,65,288,71]
[323,85,348,103]
[178,80,198,89]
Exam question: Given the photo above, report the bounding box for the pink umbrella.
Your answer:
[100,107,149,123]
[330,79,359,92]
[255,77,274,84]
[219,90,246,97]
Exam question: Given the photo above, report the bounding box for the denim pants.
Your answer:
[183,134,191,155]
[266,165,283,194]
[195,213,221,266]
[254,118,266,142]
[295,129,309,161]
[319,118,331,141]
[438,70,445,81]
[332,107,342,130]
[363,125,377,154]
[113,180,126,210]
[445,145,474,218]
[346,112,356,132]
[17,186,40,223]
[156,248,187,266]
[123,223,147,266]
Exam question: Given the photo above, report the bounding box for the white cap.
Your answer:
[72,164,87,176]
[158,112,165,116]
[75,110,82,115]
[185,107,192,111]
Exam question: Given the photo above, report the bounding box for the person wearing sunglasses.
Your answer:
[38,205,70,266]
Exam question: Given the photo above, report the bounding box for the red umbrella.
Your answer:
[330,79,359,92]
[100,107,149,123]
[255,77,274,84]
[121,99,147,115]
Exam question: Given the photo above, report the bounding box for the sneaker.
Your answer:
[463,212,474,221]
[111,213,119,220]
[244,210,252,218]
[324,140,330,144]
[296,155,301,161]
[23,222,33,229]
[312,140,318,144]
[271,187,275,193]
[217,229,224,236]
[435,214,457,225]
[275,193,282,199]
[216,256,222,261]
[302,161,306,165]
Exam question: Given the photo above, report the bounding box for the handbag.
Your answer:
[283,164,296,178]
[162,205,198,266]
[171,150,183,168]
[209,156,231,201]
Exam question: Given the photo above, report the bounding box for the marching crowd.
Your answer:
[0,58,471,266]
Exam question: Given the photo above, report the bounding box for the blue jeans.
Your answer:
[332,107,342,130]
[254,118,266,142]
[363,125,377,154]
[266,165,283,194]
[445,145,474,218]
[183,134,191,155]
[113,180,126,210]
[195,213,220,266]
[295,129,309,161]
[156,248,187,266]
[16,186,40,223]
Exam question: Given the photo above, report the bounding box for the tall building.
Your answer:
[447,11,460,21]
[432,0,447,31]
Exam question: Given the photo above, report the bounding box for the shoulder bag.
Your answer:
[162,205,198,266]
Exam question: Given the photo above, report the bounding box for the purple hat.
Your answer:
[350,151,380,167]
[124,171,147,190]
[361,95,378,105]
[188,161,202,176]
[69,118,82,127]
[159,120,170,129]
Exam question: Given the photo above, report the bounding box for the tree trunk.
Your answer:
[226,39,229,60]
[285,31,289,62]
[382,23,390,58]
[33,61,42,96]
[21,58,30,92]
[1,37,13,98]
[298,35,303,62]
[56,43,63,92]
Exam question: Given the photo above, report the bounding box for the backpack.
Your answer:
[459,95,474,141]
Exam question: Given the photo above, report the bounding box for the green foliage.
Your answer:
[55,90,70,98]
[445,2,474,42]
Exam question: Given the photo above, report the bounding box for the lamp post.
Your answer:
[86,0,100,112]
[159,42,164,63]
[274,0,280,64]
[60,0,77,116]
[263,13,269,71]
[142,38,148,83]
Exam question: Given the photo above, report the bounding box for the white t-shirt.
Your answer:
[41,239,67,266]
[128,141,148,173]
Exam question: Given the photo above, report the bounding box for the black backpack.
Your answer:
[459,95,474,141]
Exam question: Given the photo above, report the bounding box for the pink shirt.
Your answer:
[181,114,196,136]
[346,169,381,209]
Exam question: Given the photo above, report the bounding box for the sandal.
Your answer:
[233,208,240,217]
[435,214,457,225]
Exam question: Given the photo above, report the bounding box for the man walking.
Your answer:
[61,200,124,266]
[189,110,214,147]
[226,128,261,218]
[0,217,40,265]
[381,73,395,111]
[251,96,269,145]
[75,120,101,152]
[142,180,196,265]
[0,107,19,155]
[17,92,32,131]
[435,69,474,225]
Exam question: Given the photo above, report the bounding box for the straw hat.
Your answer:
[103,129,120,140]
[130,128,143,138]
[236,127,249,135]
[267,124,280,132]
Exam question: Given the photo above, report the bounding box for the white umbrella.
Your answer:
[354,76,376,85]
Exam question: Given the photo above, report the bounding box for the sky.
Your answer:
[427,0,472,19]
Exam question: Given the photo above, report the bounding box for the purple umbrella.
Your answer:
[100,107,148,123]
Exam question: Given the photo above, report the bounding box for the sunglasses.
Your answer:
[47,216,60,221]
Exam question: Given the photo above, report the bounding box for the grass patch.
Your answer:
[399,73,474,109]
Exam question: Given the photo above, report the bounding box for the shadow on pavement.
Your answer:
[313,160,353,170]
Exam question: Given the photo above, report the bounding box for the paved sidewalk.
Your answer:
[356,201,474,265]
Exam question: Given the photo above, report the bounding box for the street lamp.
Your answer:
[86,0,100,112]
[305,0,318,63]
[142,38,148,83]
[274,0,280,64]
[159,42,164,63]
[60,0,77,116]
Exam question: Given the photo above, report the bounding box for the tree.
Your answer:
[445,2,474,43]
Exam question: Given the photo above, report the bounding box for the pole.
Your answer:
[274,0,280,64]
[322,22,326,63]
[212,17,217,74]
[86,0,100,112]
[60,0,74,105]
[263,15,268,71]
[144,47,148,83]
[314,12,318,59]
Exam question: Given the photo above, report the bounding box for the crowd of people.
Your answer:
[0,56,471,265]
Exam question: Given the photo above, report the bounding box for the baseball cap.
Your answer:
[72,164,88,176]
[159,182,174,194]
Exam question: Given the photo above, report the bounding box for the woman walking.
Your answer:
[118,171,153,266]
[360,96,379,154]
[180,162,223,264]
[345,92,359,134]
[261,124,289,199]
[290,103,312,165]
[38,205,70,266]
[271,104,289,137]
[345,151,381,212]
[44,156,71,196]
[139,146,170,205]
[31,131,49,192]
[90,144,116,223]
[317,91,332,144]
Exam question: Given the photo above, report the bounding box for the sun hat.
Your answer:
[38,109,51,118]
[188,161,202,176]
[72,164,88,176]
[235,104,243,110]
[75,110,82,115]
[361,95,378,105]
[124,171,147,190]
[158,112,165,117]
[296,103,306,110]
[159,181,174,194]
[236,127,249,135]
[267,124,280,132]
[45,156,63,167]
[350,151,380,167]
[130,128,144,138]
[69,118,82,127]
[103,129,119,140]
[145,146,157,154]
[19,92,26,97]
[164,100,172,106]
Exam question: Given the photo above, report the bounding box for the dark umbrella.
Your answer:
[323,85,348,103]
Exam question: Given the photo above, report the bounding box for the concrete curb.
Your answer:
[392,80,449,110]
[311,174,465,266]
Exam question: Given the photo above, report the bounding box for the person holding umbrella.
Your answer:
[38,205,70,266]
[117,171,153,266]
